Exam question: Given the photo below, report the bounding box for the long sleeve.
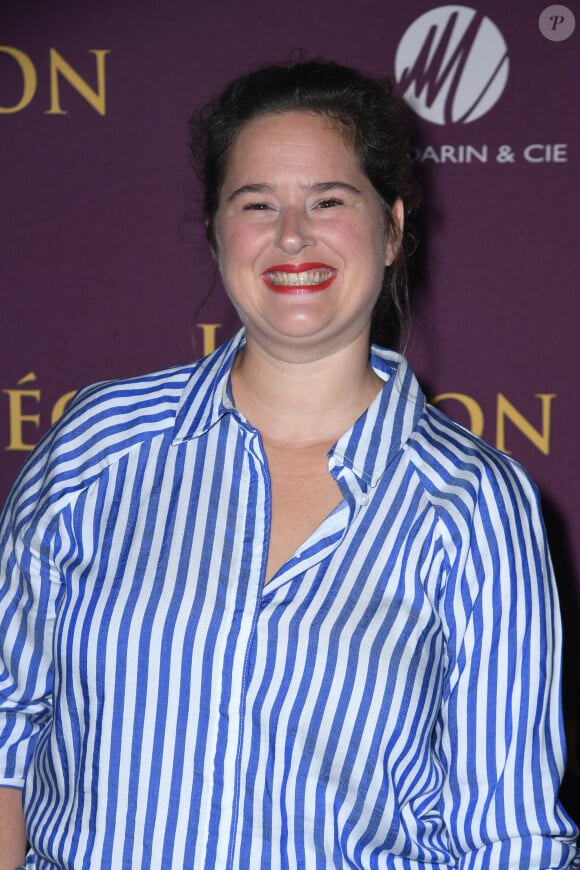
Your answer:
[434,454,579,868]
[2,337,578,868]
[0,443,62,786]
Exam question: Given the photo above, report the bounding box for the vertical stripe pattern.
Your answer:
[0,331,578,868]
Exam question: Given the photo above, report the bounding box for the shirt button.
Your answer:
[360,494,369,506]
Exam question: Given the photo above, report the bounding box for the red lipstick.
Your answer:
[261,262,337,294]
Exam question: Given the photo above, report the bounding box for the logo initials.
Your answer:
[395,6,509,125]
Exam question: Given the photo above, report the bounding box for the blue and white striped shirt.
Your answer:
[1,331,578,869]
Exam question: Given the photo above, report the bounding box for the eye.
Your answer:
[242,202,272,211]
[316,198,344,209]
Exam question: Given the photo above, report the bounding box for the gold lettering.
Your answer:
[51,390,77,424]
[197,323,222,356]
[496,393,555,455]
[3,373,40,451]
[0,46,37,113]
[46,48,110,116]
[431,393,484,438]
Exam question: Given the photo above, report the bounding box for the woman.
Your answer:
[0,60,578,868]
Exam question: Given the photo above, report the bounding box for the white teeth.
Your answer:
[266,269,334,286]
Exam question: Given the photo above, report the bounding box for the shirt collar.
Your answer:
[172,330,426,488]
[172,330,245,443]
[330,344,426,488]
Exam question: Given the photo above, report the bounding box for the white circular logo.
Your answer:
[395,6,509,125]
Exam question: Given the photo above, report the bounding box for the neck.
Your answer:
[231,332,384,445]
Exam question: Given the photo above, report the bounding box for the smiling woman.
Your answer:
[0,59,578,869]
[192,59,419,350]
[213,110,398,362]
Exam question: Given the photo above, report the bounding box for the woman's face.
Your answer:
[214,110,402,361]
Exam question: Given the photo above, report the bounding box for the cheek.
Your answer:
[214,220,266,274]
[331,222,387,270]
[325,207,386,249]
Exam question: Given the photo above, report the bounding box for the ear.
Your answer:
[385,198,404,267]
[206,218,219,262]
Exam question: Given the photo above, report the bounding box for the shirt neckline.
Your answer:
[172,329,426,489]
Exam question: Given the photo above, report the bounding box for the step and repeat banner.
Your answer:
[1,1,578,818]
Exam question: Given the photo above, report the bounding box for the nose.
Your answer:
[274,206,313,255]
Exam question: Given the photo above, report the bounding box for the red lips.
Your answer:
[261,262,338,294]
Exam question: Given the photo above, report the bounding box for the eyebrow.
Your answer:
[226,180,362,202]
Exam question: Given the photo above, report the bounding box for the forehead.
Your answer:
[222,111,360,181]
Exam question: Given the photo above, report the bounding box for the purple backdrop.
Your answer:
[1,1,578,818]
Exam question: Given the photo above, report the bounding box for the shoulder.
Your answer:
[56,363,194,448]
[408,407,554,640]
[50,361,195,455]
[369,347,538,512]
[4,336,242,528]
[409,401,542,531]
[1,365,189,528]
